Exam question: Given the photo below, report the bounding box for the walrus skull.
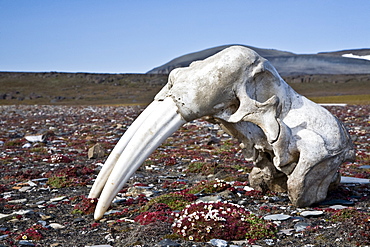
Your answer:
[89,46,355,220]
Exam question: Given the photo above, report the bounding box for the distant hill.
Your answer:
[147,45,370,76]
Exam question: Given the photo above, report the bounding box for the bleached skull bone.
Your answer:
[89,46,355,220]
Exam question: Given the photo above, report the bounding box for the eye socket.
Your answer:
[227,89,241,114]
[217,97,240,116]
[229,97,240,115]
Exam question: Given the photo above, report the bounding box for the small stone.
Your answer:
[294,222,310,232]
[291,216,305,221]
[217,190,235,199]
[104,233,114,242]
[0,234,9,240]
[40,214,53,220]
[279,228,294,235]
[231,240,250,246]
[359,165,370,169]
[243,186,255,191]
[157,239,181,247]
[19,186,32,192]
[85,245,113,247]
[8,198,27,204]
[263,214,291,221]
[32,178,49,182]
[18,240,35,246]
[112,198,126,204]
[27,180,37,187]
[25,134,48,143]
[50,243,64,247]
[294,232,304,238]
[125,187,153,197]
[48,223,65,229]
[37,220,47,226]
[210,239,228,247]
[73,217,85,223]
[116,123,123,129]
[88,143,105,159]
[264,239,274,246]
[300,210,324,217]
[13,209,34,215]
[22,143,32,148]
[104,210,122,216]
[50,196,67,202]
[117,218,134,223]
[329,205,348,210]
[237,199,248,206]
[340,176,370,184]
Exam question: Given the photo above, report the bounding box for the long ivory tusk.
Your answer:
[88,101,161,199]
[93,97,186,220]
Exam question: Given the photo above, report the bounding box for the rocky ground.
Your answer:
[0,104,369,247]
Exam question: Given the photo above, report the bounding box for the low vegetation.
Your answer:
[1,72,369,105]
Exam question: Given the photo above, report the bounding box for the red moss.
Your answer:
[71,195,98,215]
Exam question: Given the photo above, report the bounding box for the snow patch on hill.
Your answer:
[342,53,370,61]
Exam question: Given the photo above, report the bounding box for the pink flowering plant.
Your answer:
[135,210,174,225]
[172,201,277,242]
[134,203,174,225]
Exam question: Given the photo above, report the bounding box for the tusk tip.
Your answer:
[93,210,104,221]
[93,201,109,220]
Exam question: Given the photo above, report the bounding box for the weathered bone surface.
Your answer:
[89,46,355,220]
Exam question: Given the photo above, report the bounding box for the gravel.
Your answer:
[1,104,369,246]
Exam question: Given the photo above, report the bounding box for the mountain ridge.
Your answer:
[147,45,370,76]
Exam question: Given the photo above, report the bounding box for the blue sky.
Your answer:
[1,0,369,73]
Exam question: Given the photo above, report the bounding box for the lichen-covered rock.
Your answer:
[88,143,105,159]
